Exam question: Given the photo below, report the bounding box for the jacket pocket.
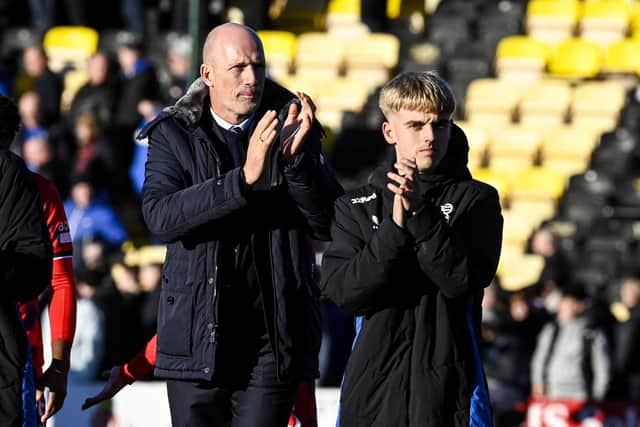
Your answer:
[157,287,193,357]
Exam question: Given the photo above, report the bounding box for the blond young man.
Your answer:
[321,71,503,426]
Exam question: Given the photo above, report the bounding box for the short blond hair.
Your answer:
[379,71,456,118]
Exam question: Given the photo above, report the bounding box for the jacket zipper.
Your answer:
[267,231,280,377]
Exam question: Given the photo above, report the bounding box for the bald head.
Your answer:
[202,23,263,65]
[199,23,266,124]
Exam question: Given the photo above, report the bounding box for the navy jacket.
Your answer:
[140,78,343,382]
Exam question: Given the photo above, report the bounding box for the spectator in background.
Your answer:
[165,35,191,103]
[531,284,612,402]
[65,269,104,382]
[20,45,62,128]
[64,176,128,249]
[611,273,640,400]
[68,52,119,128]
[483,285,548,427]
[114,34,160,168]
[14,91,46,150]
[70,111,115,196]
[129,100,161,195]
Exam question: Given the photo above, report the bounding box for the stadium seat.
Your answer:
[464,78,526,125]
[601,38,640,84]
[548,37,602,79]
[486,125,542,171]
[518,79,572,127]
[276,74,322,99]
[43,26,99,73]
[495,35,550,82]
[539,125,600,176]
[526,0,581,46]
[344,33,400,92]
[471,167,512,204]
[315,77,370,130]
[326,0,361,30]
[294,32,345,79]
[498,250,545,291]
[579,0,629,47]
[570,80,626,133]
[257,30,297,81]
[509,167,566,215]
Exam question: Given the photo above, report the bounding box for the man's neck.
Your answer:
[210,107,252,132]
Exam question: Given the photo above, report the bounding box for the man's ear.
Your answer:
[382,121,395,145]
[200,64,213,87]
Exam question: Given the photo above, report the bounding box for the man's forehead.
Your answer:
[393,109,446,121]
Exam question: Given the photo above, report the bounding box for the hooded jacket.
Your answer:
[139,78,343,382]
[320,124,503,426]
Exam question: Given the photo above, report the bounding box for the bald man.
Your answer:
[139,23,342,426]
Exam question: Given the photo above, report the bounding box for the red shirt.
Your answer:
[18,173,77,377]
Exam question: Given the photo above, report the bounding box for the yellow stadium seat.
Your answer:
[295,32,345,79]
[526,0,581,46]
[472,167,513,204]
[495,35,550,82]
[498,252,545,291]
[518,79,572,126]
[580,0,629,47]
[455,120,489,170]
[257,30,297,80]
[327,0,361,30]
[510,166,566,202]
[315,77,370,130]
[464,78,527,124]
[540,125,599,176]
[276,74,322,99]
[486,125,542,171]
[631,2,640,38]
[344,33,400,92]
[43,26,99,73]
[570,80,626,132]
[602,38,640,74]
[510,198,557,225]
[548,37,602,79]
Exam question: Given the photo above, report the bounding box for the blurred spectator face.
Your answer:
[620,278,640,308]
[76,281,97,299]
[71,181,93,209]
[168,51,189,78]
[23,46,48,77]
[137,100,160,121]
[81,240,104,270]
[117,46,139,76]
[112,264,140,295]
[509,293,530,322]
[531,228,556,257]
[74,113,100,143]
[87,53,109,85]
[22,136,51,168]
[201,26,266,124]
[18,91,40,127]
[557,295,586,322]
[138,264,161,292]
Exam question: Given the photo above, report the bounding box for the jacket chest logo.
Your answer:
[440,203,454,222]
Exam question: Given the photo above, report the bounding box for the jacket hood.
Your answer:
[370,122,472,191]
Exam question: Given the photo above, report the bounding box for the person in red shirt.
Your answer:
[18,172,77,423]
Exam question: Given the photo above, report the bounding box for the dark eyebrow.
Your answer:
[405,120,426,127]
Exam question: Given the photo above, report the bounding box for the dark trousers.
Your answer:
[166,350,296,427]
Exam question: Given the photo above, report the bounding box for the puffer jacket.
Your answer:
[321,124,503,426]
[140,77,343,382]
